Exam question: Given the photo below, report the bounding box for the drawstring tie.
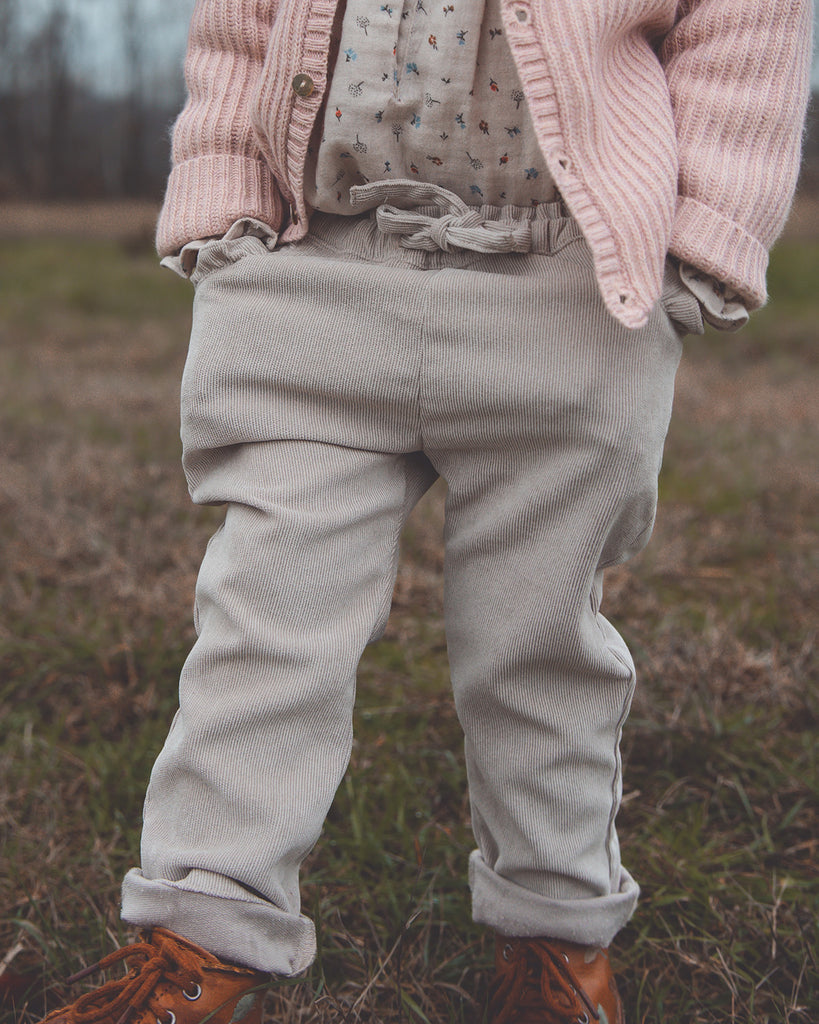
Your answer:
[350,180,536,254]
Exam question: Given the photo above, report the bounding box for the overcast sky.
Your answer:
[16,0,195,98]
[15,0,819,98]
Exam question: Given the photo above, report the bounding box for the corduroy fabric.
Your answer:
[155,0,813,327]
[123,204,690,974]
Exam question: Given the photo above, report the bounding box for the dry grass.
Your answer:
[0,200,160,244]
[0,214,817,1023]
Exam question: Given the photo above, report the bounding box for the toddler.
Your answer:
[40,1,812,1022]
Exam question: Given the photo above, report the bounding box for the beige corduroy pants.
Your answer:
[121,186,699,975]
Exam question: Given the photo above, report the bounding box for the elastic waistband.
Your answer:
[301,180,580,268]
[352,179,570,255]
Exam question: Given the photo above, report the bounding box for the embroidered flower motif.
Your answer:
[479,120,489,134]
[353,134,367,153]
[348,81,365,97]
[429,34,438,49]
[356,15,369,34]
[466,151,483,170]
[343,47,357,62]
[511,89,524,109]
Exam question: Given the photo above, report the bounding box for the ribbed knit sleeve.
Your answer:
[660,0,813,309]
[156,0,286,257]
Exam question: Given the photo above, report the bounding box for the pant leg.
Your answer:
[421,241,683,947]
[122,236,438,975]
[122,441,435,975]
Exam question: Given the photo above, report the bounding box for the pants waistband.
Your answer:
[350,180,570,256]
[301,180,581,268]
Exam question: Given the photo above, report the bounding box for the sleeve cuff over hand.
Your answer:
[669,196,769,312]
[155,155,286,258]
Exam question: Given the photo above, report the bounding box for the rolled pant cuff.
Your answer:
[469,851,639,948]
[121,868,316,976]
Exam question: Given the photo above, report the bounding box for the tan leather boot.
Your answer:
[488,935,625,1024]
[40,928,269,1024]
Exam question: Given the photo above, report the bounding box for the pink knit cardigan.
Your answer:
[156,0,813,328]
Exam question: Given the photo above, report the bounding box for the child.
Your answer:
[41,1,812,1022]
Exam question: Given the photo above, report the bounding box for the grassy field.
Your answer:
[0,204,817,1023]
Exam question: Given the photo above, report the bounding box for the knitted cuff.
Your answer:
[156,155,286,258]
[669,196,768,311]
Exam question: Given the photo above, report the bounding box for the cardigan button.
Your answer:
[291,73,315,98]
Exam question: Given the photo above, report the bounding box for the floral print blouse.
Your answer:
[305,0,557,212]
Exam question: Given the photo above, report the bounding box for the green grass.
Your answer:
[0,238,191,328]
[1,233,817,1023]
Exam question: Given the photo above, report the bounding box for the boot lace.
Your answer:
[490,939,600,1024]
[57,934,203,1024]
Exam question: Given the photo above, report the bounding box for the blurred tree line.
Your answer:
[804,95,819,190]
[0,0,817,201]
[0,0,189,199]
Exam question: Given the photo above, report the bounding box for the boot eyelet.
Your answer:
[183,984,202,1001]
[158,1013,176,1024]
[502,943,514,961]
[576,1015,589,1024]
